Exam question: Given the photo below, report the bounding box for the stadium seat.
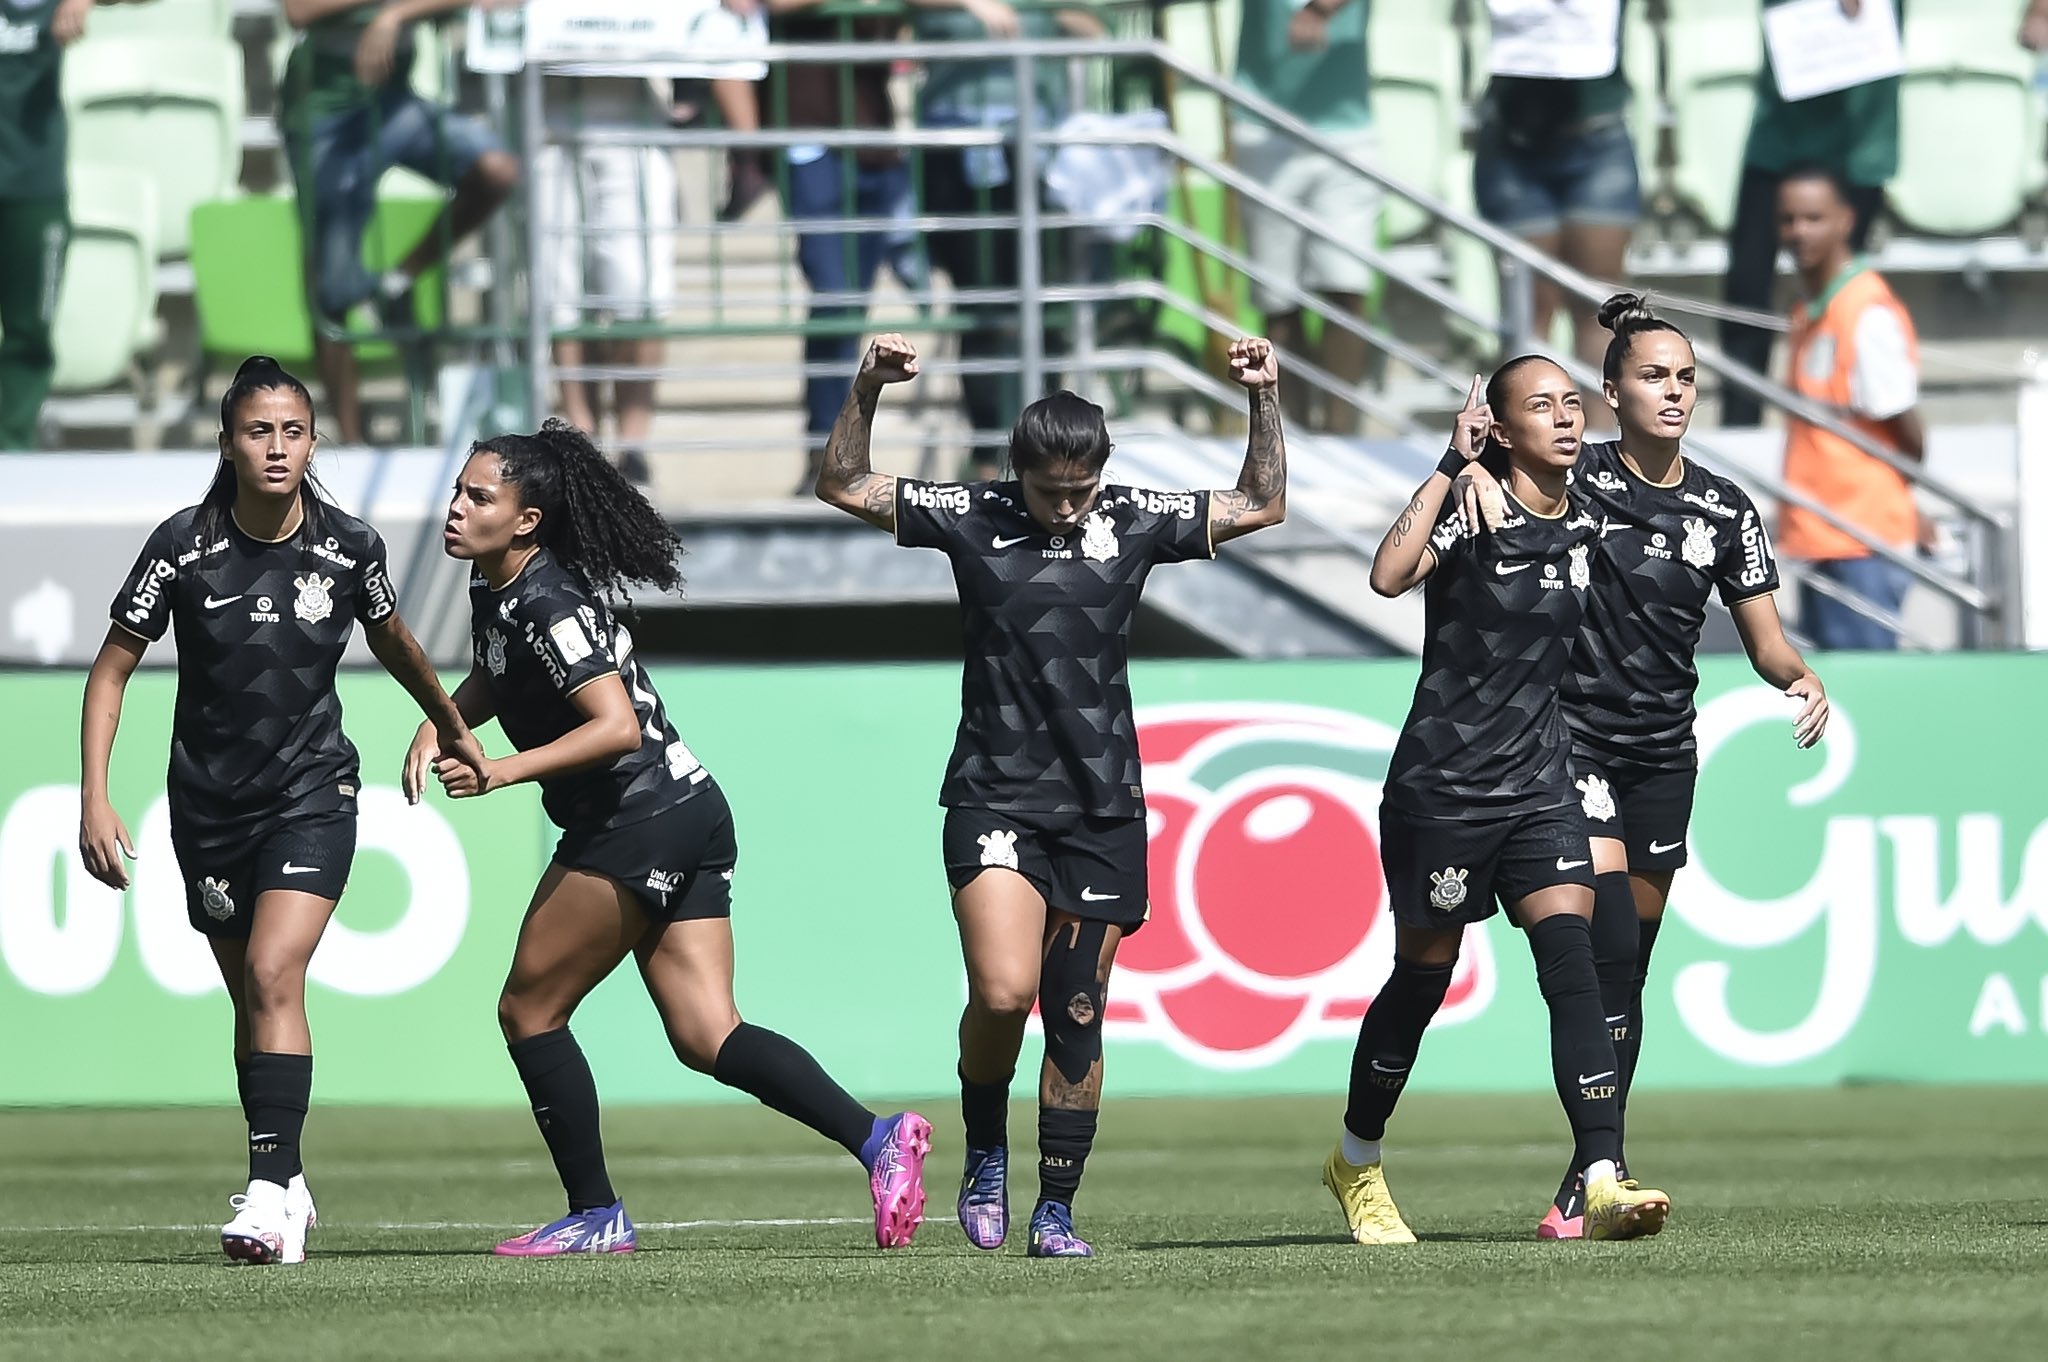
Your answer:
[1890,14,2046,235]
[188,195,450,384]
[82,0,231,39]
[1663,0,1764,232]
[51,165,161,393]
[63,36,245,257]
[1369,18,1462,243]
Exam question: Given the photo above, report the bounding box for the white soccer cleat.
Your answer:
[221,1179,289,1265]
[283,1173,317,1264]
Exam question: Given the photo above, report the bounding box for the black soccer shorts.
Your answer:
[171,812,357,937]
[1379,803,1594,929]
[941,805,1149,931]
[553,782,737,922]
[1569,747,1697,872]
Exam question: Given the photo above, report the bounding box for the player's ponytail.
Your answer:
[202,354,331,543]
[1597,291,1689,384]
[476,419,683,602]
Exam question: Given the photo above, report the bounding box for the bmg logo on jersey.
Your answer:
[124,558,175,625]
[902,482,970,514]
[1737,510,1773,590]
[1129,489,1199,520]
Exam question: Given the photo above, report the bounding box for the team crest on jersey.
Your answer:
[1681,516,1716,569]
[293,573,335,624]
[978,829,1020,870]
[1428,866,1469,912]
[484,628,507,677]
[1568,544,1591,589]
[198,877,235,922]
[1577,774,1617,823]
[1080,511,1119,562]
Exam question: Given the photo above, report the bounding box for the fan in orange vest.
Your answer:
[1776,165,1925,651]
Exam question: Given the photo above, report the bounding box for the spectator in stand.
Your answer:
[668,0,772,222]
[1230,0,1375,436]
[770,0,923,491]
[909,0,1103,479]
[0,0,146,450]
[1775,165,1922,652]
[279,0,520,445]
[1720,0,1897,429]
[536,69,677,491]
[1472,0,1639,396]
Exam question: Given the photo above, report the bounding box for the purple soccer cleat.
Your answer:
[492,1201,637,1257]
[957,1145,1009,1251]
[869,1112,932,1249]
[1026,1201,1093,1258]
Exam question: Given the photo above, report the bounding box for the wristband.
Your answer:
[1437,446,1469,479]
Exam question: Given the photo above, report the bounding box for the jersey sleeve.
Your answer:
[109,519,180,642]
[355,530,397,626]
[1130,488,1213,563]
[524,591,623,698]
[893,478,978,550]
[1715,492,1781,605]
[1423,501,1471,573]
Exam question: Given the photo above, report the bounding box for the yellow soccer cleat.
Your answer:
[1584,1173,1670,1241]
[1321,1145,1417,1245]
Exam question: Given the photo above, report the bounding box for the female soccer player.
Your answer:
[815,333,1287,1258]
[1457,294,1828,1238]
[79,356,484,1266]
[1324,357,1672,1246]
[418,420,931,1256]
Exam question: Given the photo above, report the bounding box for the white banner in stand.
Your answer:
[507,0,768,81]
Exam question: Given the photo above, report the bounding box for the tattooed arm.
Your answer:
[814,333,919,533]
[1369,376,1493,597]
[1210,336,1288,546]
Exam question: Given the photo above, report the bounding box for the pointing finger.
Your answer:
[1465,373,1484,410]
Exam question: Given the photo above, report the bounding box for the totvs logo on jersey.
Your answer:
[1111,703,1496,1069]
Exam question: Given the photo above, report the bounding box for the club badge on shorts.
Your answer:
[199,877,235,922]
[978,829,1019,869]
[1428,866,1469,912]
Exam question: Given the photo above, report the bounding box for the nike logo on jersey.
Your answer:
[992,534,1032,549]
[281,863,321,875]
[1555,858,1588,871]
[1493,562,1532,576]
[1648,839,1684,854]
[203,594,241,609]
[1079,887,1120,902]
[1578,1071,1615,1086]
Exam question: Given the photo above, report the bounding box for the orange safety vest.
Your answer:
[1777,265,1920,561]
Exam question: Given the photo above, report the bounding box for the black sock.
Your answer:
[1525,915,1621,1173]
[713,1022,876,1161]
[243,1052,311,1187]
[1342,959,1455,1142]
[1620,916,1664,1132]
[1036,1107,1098,1209]
[960,1066,1013,1150]
[235,1055,253,1125]
[1591,872,1639,1173]
[508,1028,617,1213]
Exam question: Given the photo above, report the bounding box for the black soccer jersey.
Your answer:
[1563,441,1781,771]
[111,504,396,842]
[469,547,706,833]
[895,479,1214,817]
[1384,491,1599,820]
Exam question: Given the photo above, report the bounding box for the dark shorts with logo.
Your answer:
[171,812,357,937]
[1569,745,1697,872]
[1380,803,1593,929]
[554,783,736,922]
[941,806,1149,931]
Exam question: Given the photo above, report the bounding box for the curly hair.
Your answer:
[475,419,683,602]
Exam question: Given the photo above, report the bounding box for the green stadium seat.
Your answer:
[1369,17,1461,243]
[51,165,160,393]
[1663,0,1764,232]
[63,36,244,257]
[82,0,231,39]
[1891,13,2046,235]
[188,195,450,385]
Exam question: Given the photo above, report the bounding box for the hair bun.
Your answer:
[1597,292,1655,335]
[233,355,284,380]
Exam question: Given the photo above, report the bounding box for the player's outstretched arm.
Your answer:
[1370,376,1490,597]
[1730,594,1830,749]
[815,334,919,533]
[78,626,145,890]
[1210,336,1287,547]
[366,614,489,800]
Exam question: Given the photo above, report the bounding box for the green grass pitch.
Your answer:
[5,1088,2046,1361]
